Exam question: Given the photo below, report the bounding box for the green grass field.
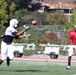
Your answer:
[0,60,76,75]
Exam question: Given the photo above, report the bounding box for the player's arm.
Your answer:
[14,25,30,39]
[17,25,30,36]
[68,31,74,45]
[18,35,25,39]
[16,29,25,36]
[13,30,26,39]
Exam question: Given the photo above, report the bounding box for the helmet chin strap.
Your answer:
[13,23,17,28]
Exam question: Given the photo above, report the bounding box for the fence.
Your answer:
[31,25,69,45]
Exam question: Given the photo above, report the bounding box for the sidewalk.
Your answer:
[23,54,76,59]
[14,54,76,62]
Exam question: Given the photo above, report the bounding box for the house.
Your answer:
[28,0,76,22]
[29,0,76,13]
[41,0,76,12]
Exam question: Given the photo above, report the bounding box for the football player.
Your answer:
[0,19,30,66]
[66,25,76,69]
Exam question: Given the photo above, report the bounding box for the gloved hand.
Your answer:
[24,32,30,37]
[24,25,30,30]
[0,34,5,38]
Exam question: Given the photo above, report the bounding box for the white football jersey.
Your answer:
[3,26,18,44]
[5,26,17,36]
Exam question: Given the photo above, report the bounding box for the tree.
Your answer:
[0,0,9,37]
[44,32,59,44]
[0,0,16,31]
[6,0,32,10]
[0,0,8,25]
[63,10,76,31]
[9,2,16,19]
[14,9,29,25]
[0,0,9,48]
[47,12,67,25]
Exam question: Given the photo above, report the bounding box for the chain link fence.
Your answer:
[31,25,69,45]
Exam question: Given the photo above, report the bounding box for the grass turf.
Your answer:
[0,60,76,75]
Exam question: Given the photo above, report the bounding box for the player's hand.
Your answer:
[24,25,30,30]
[0,34,5,38]
[24,33,30,37]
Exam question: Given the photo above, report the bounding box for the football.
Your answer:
[32,20,37,25]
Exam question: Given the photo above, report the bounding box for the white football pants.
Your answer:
[68,45,76,57]
[1,41,14,61]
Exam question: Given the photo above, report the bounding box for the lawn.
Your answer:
[0,60,76,75]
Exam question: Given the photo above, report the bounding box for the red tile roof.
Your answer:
[41,3,76,9]
[31,0,76,9]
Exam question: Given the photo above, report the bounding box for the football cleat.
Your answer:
[66,66,70,69]
[6,57,10,66]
